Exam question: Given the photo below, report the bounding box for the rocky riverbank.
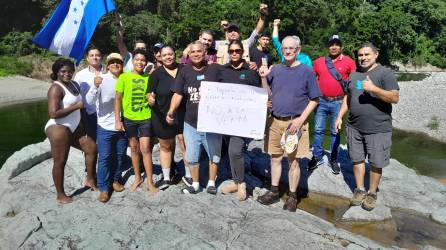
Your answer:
[0,140,445,249]
[0,76,49,108]
[392,72,446,142]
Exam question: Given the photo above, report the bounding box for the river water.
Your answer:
[1,100,445,181]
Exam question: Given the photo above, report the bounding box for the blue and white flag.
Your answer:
[33,0,116,64]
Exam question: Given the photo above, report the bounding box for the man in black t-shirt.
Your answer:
[249,32,272,68]
[335,42,400,211]
[167,41,221,195]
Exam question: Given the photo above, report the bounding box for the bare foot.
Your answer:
[129,179,143,192]
[237,183,247,201]
[56,195,73,204]
[147,183,158,195]
[84,177,98,191]
[221,182,238,194]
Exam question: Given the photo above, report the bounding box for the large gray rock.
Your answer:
[246,142,446,219]
[430,208,446,225]
[341,204,392,222]
[0,141,393,249]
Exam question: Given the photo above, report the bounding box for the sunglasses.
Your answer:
[229,49,243,54]
[108,60,123,65]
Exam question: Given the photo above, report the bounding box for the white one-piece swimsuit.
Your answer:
[44,81,81,133]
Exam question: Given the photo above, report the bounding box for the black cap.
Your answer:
[327,35,343,46]
[153,42,165,52]
[227,23,240,31]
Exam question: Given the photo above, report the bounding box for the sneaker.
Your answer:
[308,156,324,171]
[362,192,377,211]
[283,196,299,212]
[257,191,280,205]
[156,179,171,190]
[182,176,193,187]
[112,182,125,192]
[350,188,367,206]
[328,160,341,175]
[181,186,198,194]
[98,191,109,203]
[206,186,217,195]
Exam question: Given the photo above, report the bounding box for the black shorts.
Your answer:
[123,118,152,138]
[151,111,182,139]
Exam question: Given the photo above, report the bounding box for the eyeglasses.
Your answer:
[229,49,243,54]
[282,47,298,52]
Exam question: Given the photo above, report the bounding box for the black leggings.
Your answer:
[228,136,248,183]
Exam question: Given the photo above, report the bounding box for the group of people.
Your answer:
[44,3,399,213]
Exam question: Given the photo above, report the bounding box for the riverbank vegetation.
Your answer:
[0,0,445,77]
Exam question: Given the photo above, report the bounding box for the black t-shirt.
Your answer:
[347,64,399,133]
[149,64,182,114]
[217,61,261,87]
[249,46,272,68]
[171,64,219,128]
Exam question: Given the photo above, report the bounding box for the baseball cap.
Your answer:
[280,126,303,154]
[227,23,240,31]
[327,35,343,46]
[153,42,165,52]
[106,53,123,64]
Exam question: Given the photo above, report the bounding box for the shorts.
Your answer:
[183,122,222,165]
[346,126,392,168]
[123,118,152,138]
[264,117,310,159]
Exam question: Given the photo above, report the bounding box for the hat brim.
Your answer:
[327,39,343,46]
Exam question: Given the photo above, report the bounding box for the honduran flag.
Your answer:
[33,0,116,64]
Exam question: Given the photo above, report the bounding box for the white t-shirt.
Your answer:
[74,65,104,115]
[85,72,118,131]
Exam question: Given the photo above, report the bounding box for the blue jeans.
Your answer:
[183,122,222,165]
[312,99,341,161]
[97,126,128,192]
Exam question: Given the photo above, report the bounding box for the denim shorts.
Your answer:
[183,122,222,165]
[123,118,152,138]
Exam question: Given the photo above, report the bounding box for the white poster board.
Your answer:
[197,81,268,139]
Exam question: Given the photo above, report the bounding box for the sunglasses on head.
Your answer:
[229,49,243,54]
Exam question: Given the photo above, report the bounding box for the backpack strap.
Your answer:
[325,56,348,93]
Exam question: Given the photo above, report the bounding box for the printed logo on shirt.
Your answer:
[131,78,146,112]
[187,86,200,103]
[240,74,246,80]
[196,75,205,81]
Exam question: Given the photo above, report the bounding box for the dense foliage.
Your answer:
[0,0,445,67]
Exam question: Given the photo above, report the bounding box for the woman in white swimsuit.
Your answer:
[45,58,97,204]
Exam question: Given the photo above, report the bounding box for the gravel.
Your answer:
[392,72,446,142]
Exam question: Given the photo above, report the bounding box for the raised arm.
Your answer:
[115,13,128,58]
[272,19,284,62]
[246,3,269,48]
